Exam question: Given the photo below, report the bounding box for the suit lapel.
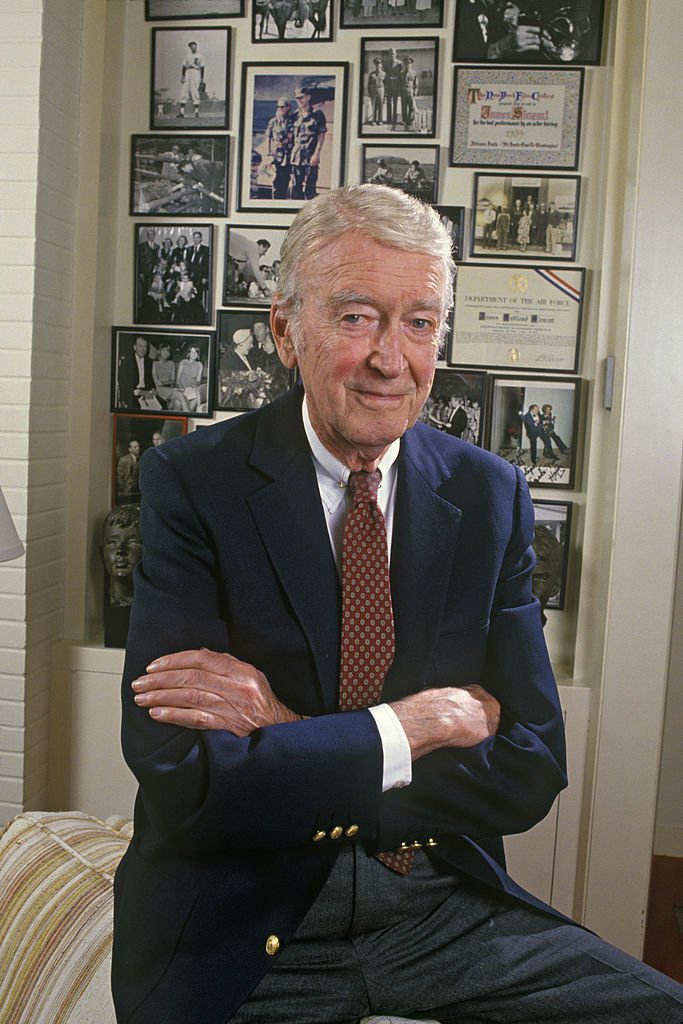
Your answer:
[246,391,341,713]
[384,427,463,702]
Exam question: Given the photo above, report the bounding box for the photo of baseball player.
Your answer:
[151,27,230,130]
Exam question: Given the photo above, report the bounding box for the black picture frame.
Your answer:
[237,61,349,212]
[150,27,231,131]
[223,224,288,307]
[486,374,581,488]
[452,0,606,66]
[111,327,216,419]
[359,37,439,138]
[532,499,573,612]
[112,413,187,504]
[134,223,214,327]
[434,204,466,262]
[252,1,334,42]
[471,173,580,261]
[216,310,294,412]
[341,1,444,29]
[146,0,244,18]
[130,134,229,217]
[450,263,585,373]
[418,368,487,446]
[361,144,439,203]
[450,66,584,171]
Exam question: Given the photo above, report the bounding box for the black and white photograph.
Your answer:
[238,62,348,212]
[487,374,580,488]
[112,414,187,504]
[341,0,444,29]
[418,369,487,446]
[151,27,231,130]
[146,0,243,18]
[359,37,438,137]
[253,1,333,42]
[532,500,573,615]
[450,263,585,372]
[223,225,288,306]
[361,145,439,203]
[130,134,229,217]
[134,223,214,326]
[471,173,580,261]
[450,66,584,170]
[452,0,606,66]
[111,328,216,419]
[217,310,293,411]
[434,204,466,262]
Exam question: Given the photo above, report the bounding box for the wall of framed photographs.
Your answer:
[94,0,615,677]
[37,0,683,952]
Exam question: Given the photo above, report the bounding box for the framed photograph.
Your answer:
[471,173,580,261]
[361,145,439,203]
[450,66,584,170]
[134,223,214,326]
[532,500,573,613]
[217,310,293,411]
[434,204,466,262]
[130,134,229,217]
[253,1,333,42]
[452,1,606,66]
[223,225,288,307]
[146,0,243,18]
[111,327,216,419]
[418,369,487,446]
[487,374,580,488]
[237,62,348,212]
[112,414,187,504]
[450,263,585,372]
[151,27,230,131]
[359,37,438,138]
[341,1,444,29]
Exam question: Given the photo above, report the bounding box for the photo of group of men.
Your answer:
[473,174,579,260]
[360,38,437,135]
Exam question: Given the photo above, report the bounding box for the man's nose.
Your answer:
[370,323,405,377]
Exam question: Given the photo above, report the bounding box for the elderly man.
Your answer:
[112,185,683,1024]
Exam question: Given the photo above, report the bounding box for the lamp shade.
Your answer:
[0,486,24,562]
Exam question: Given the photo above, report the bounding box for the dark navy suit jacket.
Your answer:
[112,386,567,1024]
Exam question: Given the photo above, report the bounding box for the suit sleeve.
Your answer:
[375,467,568,851]
[121,445,384,852]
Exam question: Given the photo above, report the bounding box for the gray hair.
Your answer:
[274,184,455,325]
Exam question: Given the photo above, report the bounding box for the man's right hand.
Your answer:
[390,686,501,761]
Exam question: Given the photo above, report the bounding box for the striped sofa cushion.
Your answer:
[0,811,132,1024]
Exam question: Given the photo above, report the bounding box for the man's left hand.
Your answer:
[132,649,303,734]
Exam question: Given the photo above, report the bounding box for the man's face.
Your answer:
[193,232,202,245]
[272,232,445,469]
[145,228,156,243]
[102,523,143,581]
[134,337,148,357]
[295,91,310,111]
[252,322,268,343]
[152,432,163,446]
[129,441,141,457]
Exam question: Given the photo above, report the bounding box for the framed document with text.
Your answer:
[450,263,585,373]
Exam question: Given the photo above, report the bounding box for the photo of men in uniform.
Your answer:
[239,63,347,210]
[359,38,438,137]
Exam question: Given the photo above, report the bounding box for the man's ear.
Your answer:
[270,305,298,369]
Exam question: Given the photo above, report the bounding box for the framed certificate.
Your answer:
[450,263,585,373]
[450,66,584,170]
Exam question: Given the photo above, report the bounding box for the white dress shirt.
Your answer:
[302,397,412,792]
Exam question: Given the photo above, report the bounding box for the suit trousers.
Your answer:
[230,844,683,1024]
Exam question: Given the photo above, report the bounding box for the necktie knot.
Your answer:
[348,469,381,506]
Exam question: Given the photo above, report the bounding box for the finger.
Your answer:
[146,705,245,733]
[134,685,222,710]
[146,648,237,674]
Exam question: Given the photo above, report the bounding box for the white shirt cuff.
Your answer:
[368,703,413,792]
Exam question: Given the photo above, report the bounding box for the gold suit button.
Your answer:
[330,826,343,840]
[265,935,280,956]
[411,840,423,849]
[312,830,326,842]
[426,838,438,847]
[345,824,359,838]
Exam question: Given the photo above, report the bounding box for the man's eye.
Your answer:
[342,314,364,325]
[411,318,433,331]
